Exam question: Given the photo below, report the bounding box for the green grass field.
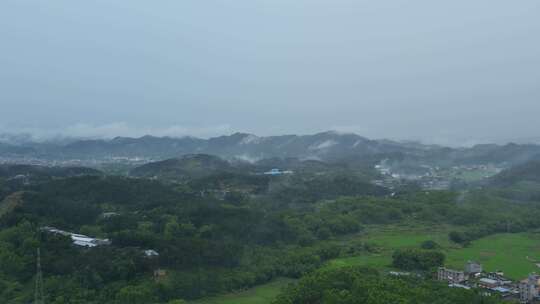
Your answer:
[323,225,452,271]
[189,278,294,304]
[446,233,540,279]
[445,167,500,182]
[326,227,540,279]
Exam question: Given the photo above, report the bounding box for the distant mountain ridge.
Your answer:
[0,164,102,179]
[0,131,420,160]
[2,131,540,166]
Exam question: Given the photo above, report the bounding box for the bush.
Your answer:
[392,249,445,271]
[420,240,440,250]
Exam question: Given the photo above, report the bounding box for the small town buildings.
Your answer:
[8,174,30,185]
[41,226,71,237]
[388,271,411,277]
[71,234,99,247]
[448,283,471,290]
[70,234,110,247]
[144,249,160,257]
[479,278,499,289]
[436,262,532,300]
[491,286,511,295]
[101,212,119,218]
[520,273,540,303]
[465,261,483,274]
[438,267,466,283]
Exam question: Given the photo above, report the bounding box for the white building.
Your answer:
[144,249,160,257]
[41,227,110,248]
[438,267,466,283]
[263,169,293,175]
[479,278,499,289]
[70,234,110,247]
[449,283,471,290]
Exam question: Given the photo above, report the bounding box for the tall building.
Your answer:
[520,273,540,303]
[465,261,483,274]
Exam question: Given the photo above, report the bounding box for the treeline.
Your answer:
[392,248,445,271]
[448,216,540,246]
[446,191,540,245]
[267,173,388,205]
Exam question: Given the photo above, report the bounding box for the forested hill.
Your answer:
[490,160,540,186]
[0,165,103,201]
[128,153,380,180]
[129,154,238,179]
[486,160,540,202]
[0,164,102,179]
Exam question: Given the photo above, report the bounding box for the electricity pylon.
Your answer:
[34,248,44,304]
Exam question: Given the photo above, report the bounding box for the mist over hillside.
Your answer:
[2,131,540,169]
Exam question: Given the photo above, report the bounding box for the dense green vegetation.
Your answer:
[1,157,540,303]
[129,154,238,180]
[491,160,540,186]
[488,160,540,202]
[391,248,445,271]
[0,173,380,303]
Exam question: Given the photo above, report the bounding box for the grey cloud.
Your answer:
[1,0,539,145]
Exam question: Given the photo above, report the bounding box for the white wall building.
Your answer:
[438,267,466,283]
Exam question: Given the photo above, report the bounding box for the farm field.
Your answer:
[189,278,294,304]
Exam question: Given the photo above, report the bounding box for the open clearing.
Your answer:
[326,227,540,280]
[189,278,293,304]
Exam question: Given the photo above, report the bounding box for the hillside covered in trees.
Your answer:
[1,155,540,303]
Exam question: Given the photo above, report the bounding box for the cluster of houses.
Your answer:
[373,163,451,190]
[438,261,540,303]
[373,162,503,191]
[7,174,30,185]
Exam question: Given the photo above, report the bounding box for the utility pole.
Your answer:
[34,248,45,304]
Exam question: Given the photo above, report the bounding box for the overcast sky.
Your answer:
[1,1,539,145]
